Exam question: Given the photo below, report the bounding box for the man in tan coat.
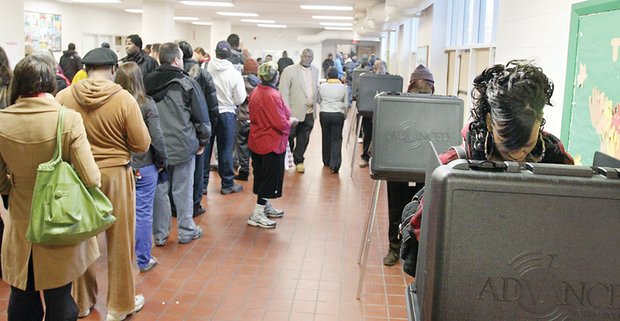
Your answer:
[56,47,151,321]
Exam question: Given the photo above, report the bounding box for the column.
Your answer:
[430,0,449,95]
[142,0,175,44]
[0,0,25,68]
[210,19,231,55]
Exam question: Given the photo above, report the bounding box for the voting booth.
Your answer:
[356,73,403,114]
[351,69,367,100]
[410,160,620,321]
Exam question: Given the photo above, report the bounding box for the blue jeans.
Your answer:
[153,157,198,241]
[134,164,158,269]
[203,112,237,189]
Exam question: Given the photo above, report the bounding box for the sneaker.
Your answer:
[221,183,243,195]
[295,163,305,173]
[247,212,276,229]
[139,257,159,272]
[178,226,203,244]
[105,294,145,321]
[357,137,363,144]
[193,204,206,217]
[234,172,249,181]
[264,202,284,218]
[78,306,94,318]
[154,237,167,247]
[383,250,399,266]
[359,159,369,168]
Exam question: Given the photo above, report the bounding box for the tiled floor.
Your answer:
[0,116,414,321]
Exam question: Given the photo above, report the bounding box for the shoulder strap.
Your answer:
[51,108,66,163]
[451,145,467,159]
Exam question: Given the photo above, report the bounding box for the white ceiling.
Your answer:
[69,0,365,29]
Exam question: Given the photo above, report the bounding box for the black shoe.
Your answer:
[194,204,206,217]
[221,183,243,195]
[383,250,399,266]
[171,211,177,218]
[234,173,249,181]
[209,164,218,171]
[329,167,339,174]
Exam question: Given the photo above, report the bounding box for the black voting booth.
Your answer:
[409,158,620,321]
[351,69,367,100]
[356,93,464,299]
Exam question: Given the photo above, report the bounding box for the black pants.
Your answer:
[361,116,373,161]
[236,119,251,175]
[319,112,345,171]
[8,255,77,321]
[288,113,314,165]
[386,181,424,252]
[193,151,205,207]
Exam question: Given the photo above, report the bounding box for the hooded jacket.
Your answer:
[183,58,219,126]
[56,78,151,168]
[227,48,245,74]
[59,49,82,82]
[121,50,159,77]
[207,58,247,114]
[144,65,211,165]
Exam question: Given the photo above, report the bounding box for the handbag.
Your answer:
[26,108,116,245]
[284,144,294,170]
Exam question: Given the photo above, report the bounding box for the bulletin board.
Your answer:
[562,0,620,165]
[24,11,62,52]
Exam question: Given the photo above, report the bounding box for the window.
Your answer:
[447,0,498,47]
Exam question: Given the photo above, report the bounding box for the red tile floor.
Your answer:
[0,117,414,321]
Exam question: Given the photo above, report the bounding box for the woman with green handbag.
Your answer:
[0,53,102,320]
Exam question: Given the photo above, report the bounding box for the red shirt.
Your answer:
[248,84,291,155]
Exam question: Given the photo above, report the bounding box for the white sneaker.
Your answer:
[247,212,276,229]
[105,294,145,321]
[264,202,284,218]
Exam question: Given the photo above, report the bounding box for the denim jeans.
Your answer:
[153,157,198,241]
[203,112,237,189]
[288,113,314,164]
[135,164,158,269]
[319,112,345,171]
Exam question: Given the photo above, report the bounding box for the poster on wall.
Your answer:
[562,1,620,166]
[24,11,62,52]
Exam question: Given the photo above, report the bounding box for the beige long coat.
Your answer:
[0,96,101,291]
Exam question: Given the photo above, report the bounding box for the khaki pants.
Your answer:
[72,166,137,315]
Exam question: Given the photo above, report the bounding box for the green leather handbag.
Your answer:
[26,108,116,245]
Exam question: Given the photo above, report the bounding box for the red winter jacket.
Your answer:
[248,84,291,155]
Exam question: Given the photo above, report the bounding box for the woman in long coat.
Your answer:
[0,54,101,320]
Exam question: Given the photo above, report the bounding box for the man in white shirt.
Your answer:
[279,48,319,173]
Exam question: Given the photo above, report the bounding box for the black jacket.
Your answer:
[144,65,210,165]
[132,96,168,169]
[183,58,219,126]
[121,50,159,77]
[59,50,82,82]
[277,57,294,74]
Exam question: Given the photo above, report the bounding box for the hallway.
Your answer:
[0,116,413,321]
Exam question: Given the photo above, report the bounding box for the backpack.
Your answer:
[399,145,467,277]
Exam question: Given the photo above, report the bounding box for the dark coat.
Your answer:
[132,96,168,169]
[183,58,219,127]
[59,50,82,82]
[121,50,159,77]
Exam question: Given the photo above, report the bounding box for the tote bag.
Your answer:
[26,108,116,245]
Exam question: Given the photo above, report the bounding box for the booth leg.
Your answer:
[358,179,382,264]
[356,179,382,300]
[350,115,363,178]
[346,106,357,147]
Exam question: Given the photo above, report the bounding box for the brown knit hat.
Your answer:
[409,64,434,83]
[243,58,259,75]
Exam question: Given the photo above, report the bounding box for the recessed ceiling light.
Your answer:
[192,21,213,25]
[241,19,276,24]
[124,8,143,13]
[180,1,234,7]
[319,22,353,26]
[300,5,352,11]
[257,24,287,28]
[174,16,200,21]
[312,15,353,20]
[216,12,259,17]
[324,27,353,31]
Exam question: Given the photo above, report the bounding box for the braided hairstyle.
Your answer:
[468,60,554,160]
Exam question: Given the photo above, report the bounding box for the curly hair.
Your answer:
[468,60,553,159]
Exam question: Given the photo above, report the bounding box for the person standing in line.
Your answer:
[56,47,151,321]
[0,53,101,321]
[143,42,210,246]
[59,43,82,82]
[318,66,349,174]
[114,62,168,272]
[0,46,11,109]
[226,34,245,74]
[322,53,334,79]
[247,61,296,229]
[120,34,159,77]
[150,43,161,64]
[234,58,261,181]
[206,40,246,195]
[277,50,294,76]
[279,48,319,173]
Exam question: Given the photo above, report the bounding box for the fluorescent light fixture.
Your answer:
[124,8,143,13]
[241,19,276,23]
[62,0,121,3]
[258,24,287,28]
[192,21,213,26]
[216,12,259,17]
[180,1,234,7]
[174,16,200,21]
[324,27,353,31]
[312,15,353,20]
[300,5,352,11]
[319,22,353,26]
